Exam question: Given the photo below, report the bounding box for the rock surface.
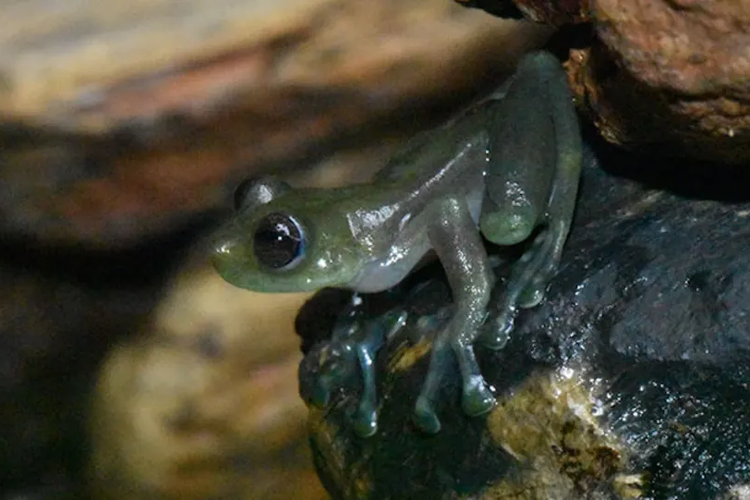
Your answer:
[298,142,750,499]
[0,0,546,247]
[459,0,750,163]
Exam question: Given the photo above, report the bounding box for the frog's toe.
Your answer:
[480,310,514,350]
[413,396,441,434]
[352,408,378,438]
[481,211,535,246]
[518,284,545,309]
[462,379,496,416]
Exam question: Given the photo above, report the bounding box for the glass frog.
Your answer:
[211,51,582,434]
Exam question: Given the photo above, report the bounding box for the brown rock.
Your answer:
[88,253,327,500]
[577,0,750,162]
[0,0,547,247]
[463,0,750,163]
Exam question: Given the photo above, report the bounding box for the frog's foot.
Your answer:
[461,375,496,416]
[310,377,332,408]
[480,309,514,350]
[308,341,356,407]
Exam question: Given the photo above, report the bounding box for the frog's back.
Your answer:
[373,102,491,208]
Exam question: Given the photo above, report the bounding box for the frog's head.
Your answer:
[211,176,366,293]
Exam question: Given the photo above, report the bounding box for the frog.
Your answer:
[211,50,582,434]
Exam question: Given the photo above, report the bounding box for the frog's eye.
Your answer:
[253,212,306,270]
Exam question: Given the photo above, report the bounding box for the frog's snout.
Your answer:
[210,229,245,282]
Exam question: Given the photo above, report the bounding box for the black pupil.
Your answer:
[253,213,303,269]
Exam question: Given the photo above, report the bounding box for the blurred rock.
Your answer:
[89,247,327,500]
[458,0,750,163]
[0,237,183,497]
[0,0,547,247]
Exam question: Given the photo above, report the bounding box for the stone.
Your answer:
[0,238,172,497]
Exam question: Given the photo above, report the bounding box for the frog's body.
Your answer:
[212,51,582,433]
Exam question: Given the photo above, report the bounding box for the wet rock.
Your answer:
[297,144,750,499]
[0,0,546,247]
[88,250,327,500]
[457,0,750,163]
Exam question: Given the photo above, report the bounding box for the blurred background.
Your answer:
[0,1,547,498]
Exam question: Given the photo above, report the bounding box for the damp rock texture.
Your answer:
[460,0,750,164]
[298,144,750,500]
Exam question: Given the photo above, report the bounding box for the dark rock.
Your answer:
[455,0,590,25]
[297,142,750,499]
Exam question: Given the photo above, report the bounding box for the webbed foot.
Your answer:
[310,375,333,408]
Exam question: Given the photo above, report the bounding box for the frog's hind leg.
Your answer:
[479,51,582,348]
[414,197,495,434]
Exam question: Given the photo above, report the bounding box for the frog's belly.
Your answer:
[466,184,483,225]
[346,235,432,293]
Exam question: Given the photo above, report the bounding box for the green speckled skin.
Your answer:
[212,51,582,433]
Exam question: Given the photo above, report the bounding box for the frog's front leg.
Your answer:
[350,309,407,437]
[310,306,407,437]
[414,197,495,434]
[480,51,582,347]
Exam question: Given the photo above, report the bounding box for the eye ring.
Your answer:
[252,212,306,270]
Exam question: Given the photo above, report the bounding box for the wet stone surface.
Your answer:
[297,141,750,499]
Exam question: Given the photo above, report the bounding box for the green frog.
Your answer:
[211,51,582,434]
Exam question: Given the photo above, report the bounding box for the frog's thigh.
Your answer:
[484,52,581,271]
[480,54,561,246]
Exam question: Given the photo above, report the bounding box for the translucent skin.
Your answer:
[212,51,582,434]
